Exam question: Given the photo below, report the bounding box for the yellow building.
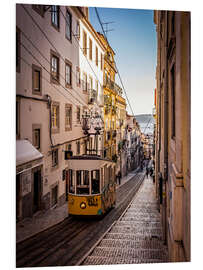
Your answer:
[97,33,124,161]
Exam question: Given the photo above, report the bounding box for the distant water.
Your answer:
[135,114,154,135]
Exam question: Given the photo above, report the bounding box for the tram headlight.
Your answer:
[80,202,86,209]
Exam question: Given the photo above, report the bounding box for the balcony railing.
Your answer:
[88,88,97,104]
[104,78,123,96]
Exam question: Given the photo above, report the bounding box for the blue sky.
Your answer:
[89,7,157,115]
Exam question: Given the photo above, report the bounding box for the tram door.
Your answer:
[66,170,69,201]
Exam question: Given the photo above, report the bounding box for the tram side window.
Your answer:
[76,170,90,195]
[91,170,100,194]
[68,169,75,194]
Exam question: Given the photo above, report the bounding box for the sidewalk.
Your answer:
[16,168,141,244]
[82,175,168,265]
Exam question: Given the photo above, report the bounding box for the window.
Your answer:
[16,27,21,73]
[171,64,176,138]
[89,76,93,90]
[76,21,80,40]
[83,30,87,55]
[65,60,72,87]
[32,124,41,150]
[66,9,72,41]
[100,53,103,70]
[51,185,58,206]
[16,99,20,138]
[32,5,45,17]
[83,72,87,91]
[51,51,60,83]
[65,104,72,131]
[95,46,98,66]
[83,139,87,155]
[52,149,58,167]
[89,38,92,60]
[76,141,80,155]
[76,66,81,86]
[68,144,72,150]
[96,80,99,97]
[91,170,100,194]
[76,170,89,194]
[76,106,80,123]
[51,102,59,133]
[32,64,42,95]
[51,6,59,30]
[68,169,75,193]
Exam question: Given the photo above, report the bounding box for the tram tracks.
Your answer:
[16,171,145,267]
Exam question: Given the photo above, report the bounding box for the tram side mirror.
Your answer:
[64,150,73,160]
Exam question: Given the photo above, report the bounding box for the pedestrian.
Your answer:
[150,167,153,177]
[117,171,121,185]
[146,167,149,178]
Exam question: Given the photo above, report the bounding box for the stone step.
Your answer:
[83,256,167,265]
[99,238,167,250]
[104,233,163,241]
[89,246,168,261]
[110,226,162,236]
[116,221,161,227]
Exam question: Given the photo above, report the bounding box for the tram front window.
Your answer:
[68,169,75,194]
[76,170,90,195]
[91,170,100,194]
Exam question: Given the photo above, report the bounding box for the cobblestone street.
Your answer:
[83,176,168,265]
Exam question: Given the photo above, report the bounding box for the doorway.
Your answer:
[33,169,41,213]
[16,174,21,221]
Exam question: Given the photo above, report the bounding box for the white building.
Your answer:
[78,8,106,156]
[16,4,102,220]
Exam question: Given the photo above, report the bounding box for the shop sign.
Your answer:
[21,170,32,196]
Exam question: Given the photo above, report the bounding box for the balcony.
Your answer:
[112,130,117,138]
[88,89,97,104]
[104,78,122,96]
[112,105,117,115]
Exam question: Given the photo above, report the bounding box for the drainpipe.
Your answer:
[45,94,53,147]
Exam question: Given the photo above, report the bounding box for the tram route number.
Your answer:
[87,197,98,207]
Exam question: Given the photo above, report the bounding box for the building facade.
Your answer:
[16,4,104,221]
[154,10,191,261]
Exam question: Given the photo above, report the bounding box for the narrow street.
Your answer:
[16,171,145,267]
[81,175,168,265]
[14,3,191,267]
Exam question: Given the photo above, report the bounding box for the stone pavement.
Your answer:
[16,168,141,244]
[83,175,168,265]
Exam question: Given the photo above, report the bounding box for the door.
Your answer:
[16,174,21,221]
[33,169,41,213]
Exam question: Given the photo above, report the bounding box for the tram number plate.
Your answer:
[87,197,98,207]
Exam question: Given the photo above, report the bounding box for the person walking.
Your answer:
[146,167,149,179]
[117,171,121,185]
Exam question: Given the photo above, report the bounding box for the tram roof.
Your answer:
[68,155,115,163]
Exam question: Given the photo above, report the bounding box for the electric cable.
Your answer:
[94,7,135,117]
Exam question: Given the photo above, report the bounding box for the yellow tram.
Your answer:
[67,155,116,216]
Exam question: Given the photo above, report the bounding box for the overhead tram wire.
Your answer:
[59,8,105,94]
[21,4,106,118]
[94,7,135,117]
[19,41,91,110]
[19,50,84,110]
[20,4,90,111]
[19,54,93,127]
[20,30,88,108]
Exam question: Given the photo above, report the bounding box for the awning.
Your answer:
[16,140,43,167]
